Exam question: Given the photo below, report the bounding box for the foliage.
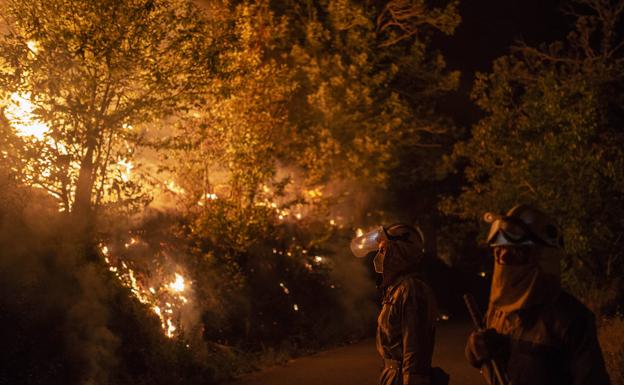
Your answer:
[108,285,217,385]
[0,0,219,217]
[168,1,295,254]
[165,3,338,348]
[282,0,460,188]
[160,0,461,348]
[0,181,218,385]
[1,0,463,382]
[441,0,624,293]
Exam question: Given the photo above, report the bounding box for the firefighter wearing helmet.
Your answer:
[351,223,448,385]
[465,204,610,385]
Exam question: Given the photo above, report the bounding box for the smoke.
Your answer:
[105,207,209,341]
[66,263,119,384]
[0,185,119,384]
[127,143,386,345]
[268,166,383,337]
[328,247,379,336]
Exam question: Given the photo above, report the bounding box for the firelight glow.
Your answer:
[27,40,39,53]
[100,240,191,338]
[5,41,48,139]
[117,159,134,182]
[169,273,186,293]
[5,92,49,140]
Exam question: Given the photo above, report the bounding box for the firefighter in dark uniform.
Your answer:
[465,204,611,385]
[352,224,447,385]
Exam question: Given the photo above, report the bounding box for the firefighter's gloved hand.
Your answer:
[465,328,505,368]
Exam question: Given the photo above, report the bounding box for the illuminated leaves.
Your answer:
[377,0,460,47]
[0,0,220,214]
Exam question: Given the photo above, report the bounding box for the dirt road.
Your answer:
[229,321,483,385]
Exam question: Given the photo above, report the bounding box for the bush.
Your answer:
[0,184,218,385]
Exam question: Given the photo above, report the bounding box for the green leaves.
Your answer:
[285,0,459,188]
[443,0,624,291]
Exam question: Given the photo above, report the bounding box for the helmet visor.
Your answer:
[350,226,386,258]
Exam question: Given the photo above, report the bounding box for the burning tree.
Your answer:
[0,1,225,383]
[0,0,219,222]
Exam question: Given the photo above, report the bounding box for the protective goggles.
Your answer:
[485,213,539,247]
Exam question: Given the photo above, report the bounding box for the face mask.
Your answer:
[489,246,560,311]
[373,247,386,273]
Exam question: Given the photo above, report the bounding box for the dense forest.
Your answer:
[0,0,622,384]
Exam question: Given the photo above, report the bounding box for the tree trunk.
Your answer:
[72,142,96,236]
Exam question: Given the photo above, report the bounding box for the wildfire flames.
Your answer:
[6,64,338,338]
[5,92,49,140]
[100,239,191,338]
[5,41,48,140]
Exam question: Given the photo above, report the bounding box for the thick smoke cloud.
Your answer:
[0,185,119,384]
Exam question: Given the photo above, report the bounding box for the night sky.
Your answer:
[434,0,570,126]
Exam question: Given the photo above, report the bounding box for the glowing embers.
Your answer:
[278,283,302,313]
[27,40,39,53]
[255,185,309,222]
[279,282,290,295]
[99,239,192,338]
[306,188,323,199]
[124,238,138,248]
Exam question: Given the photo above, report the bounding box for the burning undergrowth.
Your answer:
[0,185,214,385]
[99,212,199,340]
[0,163,381,385]
[0,187,118,384]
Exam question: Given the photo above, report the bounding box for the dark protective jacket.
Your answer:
[469,290,611,385]
[376,273,438,385]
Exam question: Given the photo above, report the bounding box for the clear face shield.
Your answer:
[350,226,387,273]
